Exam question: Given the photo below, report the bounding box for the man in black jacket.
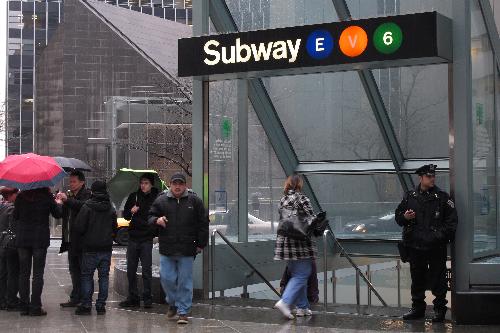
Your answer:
[74,181,117,316]
[395,164,458,323]
[0,187,19,311]
[57,170,92,308]
[119,173,159,309]
[148,172,208,325]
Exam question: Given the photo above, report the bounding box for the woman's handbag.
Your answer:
[277,208,328,240]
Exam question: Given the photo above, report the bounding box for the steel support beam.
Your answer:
[331,0,415,193]
[478,0,500,72]
[208,0,321,211]
[192,0,209,300]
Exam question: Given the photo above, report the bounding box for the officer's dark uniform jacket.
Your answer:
[395,185,458,250]
[148,190,209,257]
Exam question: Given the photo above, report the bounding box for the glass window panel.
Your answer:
[306,174,404,239]
[490,0,500,30]
[248,101,286,241]
[345,0,452,19]
[266,72,390,161]
[209,80,239,239]
[374,64,449,159]
[472,1,497,255]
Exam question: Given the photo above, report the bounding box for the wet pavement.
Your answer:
[0,247,499,332]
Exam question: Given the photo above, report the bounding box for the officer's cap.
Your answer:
[415,164,437,176]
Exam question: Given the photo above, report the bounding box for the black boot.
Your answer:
[119,298,140,308]
[402,308,425,320]
[60,300,80,308]
[75,306,91,316]
[432,308,446,323]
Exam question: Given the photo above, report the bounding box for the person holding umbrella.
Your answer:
[57,170,91,308]
[0,153,66,316]
[119,173,160,309]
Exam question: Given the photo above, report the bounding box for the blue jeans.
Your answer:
[80,251,112,309]
[281,259,313,309]
[159,255,194,315]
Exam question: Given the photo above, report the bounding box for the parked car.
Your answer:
[209,210,279,236]
[343,212,400,234]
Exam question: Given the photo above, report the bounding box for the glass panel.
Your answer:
[209,80,239,239]
[267,72,390,161]
[306,174,404,239]
[248,102,286,241]
[345,0,452,19]
[472,1,497,255]
[374,64,449,159]
[490,0,500,30]
[224,0,337,31]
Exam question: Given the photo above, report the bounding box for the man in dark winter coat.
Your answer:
[0,187,19,311]
[119,173,159,309]
[58,170,92,308]
[74,181,117,316]
[395,164,458,323]
[148,172,208,325]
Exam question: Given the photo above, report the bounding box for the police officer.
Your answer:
[395,164,458,323]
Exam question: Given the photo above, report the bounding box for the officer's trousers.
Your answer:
[409,245,448,311]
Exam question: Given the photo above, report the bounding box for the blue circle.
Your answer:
[306,30,334,60]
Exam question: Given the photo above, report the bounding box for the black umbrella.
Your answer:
[54,156,92,172]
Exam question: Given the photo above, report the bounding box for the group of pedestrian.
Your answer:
[1,165,457,324]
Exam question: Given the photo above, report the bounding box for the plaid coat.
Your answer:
[274,191,317,261]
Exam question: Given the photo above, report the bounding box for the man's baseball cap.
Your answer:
[170,172,186,183]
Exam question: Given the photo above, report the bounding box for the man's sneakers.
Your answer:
[118,299,140,308]
[402,308,425,320]
[295,308,313,317]
[274,300,294,319]
[177,315,189,324]
[166,306,177,319]
[60,300,80,308]
[74,306,91,316]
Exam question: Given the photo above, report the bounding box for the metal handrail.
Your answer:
[210,229,281,301]
[323,229,389,308]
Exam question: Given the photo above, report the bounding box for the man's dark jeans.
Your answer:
[18,247,47,311]
[126,239,153,302]
[80,251,112,309]
[68,248,82,303]
[0,248,19,307]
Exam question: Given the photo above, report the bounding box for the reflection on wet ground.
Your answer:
[0,247,499,332]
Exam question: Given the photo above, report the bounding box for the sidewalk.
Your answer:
[0,248,499,333]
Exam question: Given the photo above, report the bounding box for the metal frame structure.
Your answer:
[191,0,500,323]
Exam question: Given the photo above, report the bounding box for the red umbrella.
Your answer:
[0,153,66,190]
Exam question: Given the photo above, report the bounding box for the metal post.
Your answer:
[367,265,372,306]
[211,230,216,302]
[323,231,329,311]
[355,271,360,306]
[397,260,401,307]
[332,270,336,304]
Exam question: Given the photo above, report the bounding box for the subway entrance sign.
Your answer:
[178,12,451,79]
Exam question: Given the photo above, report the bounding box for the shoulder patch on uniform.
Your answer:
[447,199,455,208]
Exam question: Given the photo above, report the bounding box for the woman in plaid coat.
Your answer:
[274,175,317,319]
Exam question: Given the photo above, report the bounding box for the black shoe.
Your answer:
[96,307,106,315]
[402,308,425,320]
[60,300,80,308]
[29,308,47,316]
[0,304,6,311]
[119,299,140,308]
[143,300,153,309]
[432,309,446,323]
[75,306,91,316]
[6,304,21,312]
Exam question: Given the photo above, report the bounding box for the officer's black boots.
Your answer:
[431,309,447,323]
[402,308,425,320]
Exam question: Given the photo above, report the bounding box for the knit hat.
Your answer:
[91,180,107,193]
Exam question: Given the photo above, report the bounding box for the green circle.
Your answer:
[373,22,403,54]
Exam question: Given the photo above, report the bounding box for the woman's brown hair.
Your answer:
[283,174,304,194]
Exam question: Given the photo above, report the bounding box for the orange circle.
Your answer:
[339,26,368,57]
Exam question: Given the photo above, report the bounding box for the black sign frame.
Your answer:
[178,12,451,80]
